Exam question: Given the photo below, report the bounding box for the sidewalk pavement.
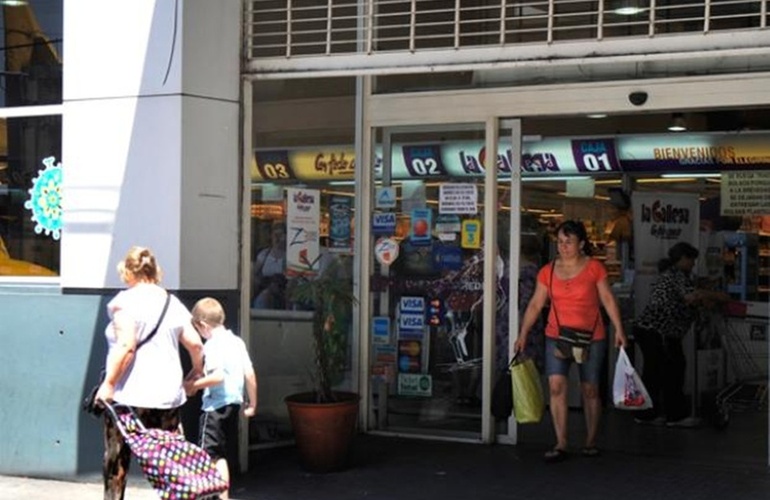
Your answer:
[0,474,158,499]
[3,434,770,500]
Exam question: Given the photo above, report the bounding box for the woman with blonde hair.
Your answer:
[95,246,204,499]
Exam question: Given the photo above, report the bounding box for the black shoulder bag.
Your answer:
[549,261,597,364]
[83,292,171,416]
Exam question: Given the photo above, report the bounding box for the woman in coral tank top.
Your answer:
[515,220,627,463]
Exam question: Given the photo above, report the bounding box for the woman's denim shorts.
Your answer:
[544,337,607,386]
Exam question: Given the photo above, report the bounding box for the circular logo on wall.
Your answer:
[24,156,63,240]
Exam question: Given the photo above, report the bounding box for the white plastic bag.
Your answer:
[613,347,653,410]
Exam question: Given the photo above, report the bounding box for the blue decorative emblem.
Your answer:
[24,156,63,240]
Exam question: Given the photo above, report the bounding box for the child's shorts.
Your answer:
[199,404,240,461]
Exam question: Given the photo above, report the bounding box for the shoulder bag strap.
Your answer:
[136,292,171,349]
[549,260,562,329]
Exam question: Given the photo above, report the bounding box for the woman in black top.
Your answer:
[633,242,726,427]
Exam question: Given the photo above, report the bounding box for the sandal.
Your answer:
[581,446,601,457]
[544,448,569,463]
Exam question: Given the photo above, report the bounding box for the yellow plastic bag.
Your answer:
[510,357,545,424]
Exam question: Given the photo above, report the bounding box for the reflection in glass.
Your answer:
[0,115,61,276]
[1,1,63,107]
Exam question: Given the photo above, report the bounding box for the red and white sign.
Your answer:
[374,237,400,266]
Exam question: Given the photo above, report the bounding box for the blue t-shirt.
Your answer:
[201,327,253,412]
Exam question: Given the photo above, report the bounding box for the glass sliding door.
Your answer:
[365,123,504,440]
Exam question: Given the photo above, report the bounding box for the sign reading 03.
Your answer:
[253,149,355,181]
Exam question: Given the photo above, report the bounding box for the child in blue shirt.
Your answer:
[185,297,257,500]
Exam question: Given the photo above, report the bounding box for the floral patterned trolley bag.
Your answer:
[104,402,228,500]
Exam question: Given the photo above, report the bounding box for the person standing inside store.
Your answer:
[95,246,204,499]
[185,297,258,500]
[252,221,287,309]
[514,220,627,462]
[633,241,728,428]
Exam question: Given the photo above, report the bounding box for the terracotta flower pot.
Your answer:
[285,391,360,473]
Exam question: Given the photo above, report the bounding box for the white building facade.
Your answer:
[1,0,769,476]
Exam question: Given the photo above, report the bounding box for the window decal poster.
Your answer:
[329,195,352,252]
[376,186,398,209]
[461,219,482,249]
[374,236,400,266]
[410,208,432,244]
[632,191,699,320]
[721,170,770,215]
[25,156,62,240]
[439,183,478,214]
[286,187,321,276]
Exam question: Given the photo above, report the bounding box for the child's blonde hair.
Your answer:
[191,297,225,327]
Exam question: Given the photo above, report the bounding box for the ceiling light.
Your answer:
[636,177,701,184]
[661,173,720,179]
[522,175,591,182]
[587,113,608,119]
[613,1,645,15]
[667,113,687,132]
[0,0,29,6]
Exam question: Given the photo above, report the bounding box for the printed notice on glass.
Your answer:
[721,171,770,216]
[439,183,478,214]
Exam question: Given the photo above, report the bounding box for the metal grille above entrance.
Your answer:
[245,0,770,77]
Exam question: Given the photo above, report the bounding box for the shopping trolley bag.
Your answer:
[104,402,228,500]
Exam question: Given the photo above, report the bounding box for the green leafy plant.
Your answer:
[288,256,357,403]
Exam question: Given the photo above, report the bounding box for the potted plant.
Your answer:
[284,256,360,473]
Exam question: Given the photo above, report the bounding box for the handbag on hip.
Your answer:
[554,325,595,363]
[549,261,598,364]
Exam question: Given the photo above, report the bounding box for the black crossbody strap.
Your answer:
[549,260,599,331]
[136,292,171,349]
[549,261,560,327]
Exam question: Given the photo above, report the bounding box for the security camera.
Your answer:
[628,91,648,106]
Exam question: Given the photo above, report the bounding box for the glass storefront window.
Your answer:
[248,176,356,445]
[0,2,63,277]
[0,2,63,108]
[250,183,355,311]
[0,114,62,276]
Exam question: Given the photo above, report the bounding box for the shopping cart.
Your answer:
[708,306,769,428]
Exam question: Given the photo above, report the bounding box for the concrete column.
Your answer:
[62,0,241,290]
